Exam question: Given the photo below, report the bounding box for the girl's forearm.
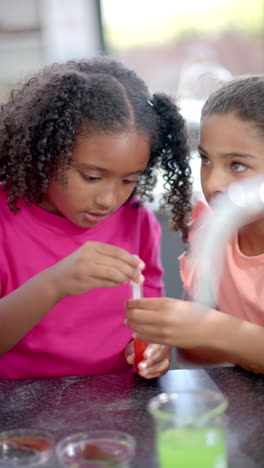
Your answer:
[180,310,264,374]
[0,268,63,355]
[177,347,232,367]
[213,312,264,373]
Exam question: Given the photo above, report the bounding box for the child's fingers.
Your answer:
[90,254,145,284]
[137,344,171,379]
[126,353,134,365]
[124,340,135,366]
[132,325,170,344]
[132,332,161,344]
[138,354,170,379]
[96,244,145,271]
[144,344,171,366]
[92,264,144,286]
[125,309,157,330]
[126,297,175,310]
[143,343,165,359]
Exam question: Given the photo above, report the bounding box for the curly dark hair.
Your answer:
[0,56,192,241]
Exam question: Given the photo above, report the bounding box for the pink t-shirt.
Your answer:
[179,200,264,326]
[0,189,164,379]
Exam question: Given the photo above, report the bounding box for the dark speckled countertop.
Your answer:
[0,367,263,467]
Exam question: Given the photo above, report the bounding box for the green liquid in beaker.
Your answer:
[158,427,227,468]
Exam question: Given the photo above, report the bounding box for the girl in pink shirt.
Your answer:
[0,57,192,379]
[126,75,264,374]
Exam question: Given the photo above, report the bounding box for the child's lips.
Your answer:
[83,211,110,223]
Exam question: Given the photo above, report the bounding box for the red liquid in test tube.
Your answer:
[133,337,148,373]
[130,281,148,373]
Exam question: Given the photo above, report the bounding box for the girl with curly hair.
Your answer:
[126,75,264,374]
[0,56,192,379]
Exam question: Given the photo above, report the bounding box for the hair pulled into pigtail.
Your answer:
[149,93,192,243]
[0,56,192,240]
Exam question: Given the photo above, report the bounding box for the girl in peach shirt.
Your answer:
[126,75,264,374]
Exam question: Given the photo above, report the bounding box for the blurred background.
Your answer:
[0,0,263,298]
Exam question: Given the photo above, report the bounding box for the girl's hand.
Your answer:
[49,241,145,298]
[125,298,213,349]
[125,340,171,379]
[126,299,264,376]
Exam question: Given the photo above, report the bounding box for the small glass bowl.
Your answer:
[56,430,135,467]
[0,429,54,467]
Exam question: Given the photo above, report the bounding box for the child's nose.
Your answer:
[203,170,228,201]
[95,188,117,210]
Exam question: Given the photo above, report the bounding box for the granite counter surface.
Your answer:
[0,367,263,467]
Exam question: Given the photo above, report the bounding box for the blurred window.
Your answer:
[101,0,264,201]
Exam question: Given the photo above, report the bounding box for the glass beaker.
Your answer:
[148,389,228,468]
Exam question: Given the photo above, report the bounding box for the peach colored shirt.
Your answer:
[179,200,264,326]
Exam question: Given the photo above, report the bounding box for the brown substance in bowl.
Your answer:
[1,436,51,452]
[81,443,119,465]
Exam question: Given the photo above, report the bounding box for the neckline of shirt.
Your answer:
[232,233,264,263]
[18,199,120,236]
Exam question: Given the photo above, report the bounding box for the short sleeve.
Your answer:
[178,200,210,298]
[178,250,195,296]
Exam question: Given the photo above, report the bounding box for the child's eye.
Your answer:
[80,173,101,182]
[122,179,138,185]
[198,154,210,166]
[231,162,247,172]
